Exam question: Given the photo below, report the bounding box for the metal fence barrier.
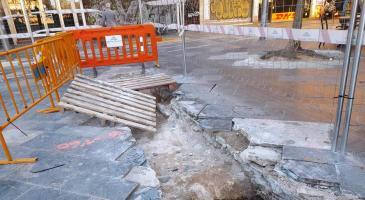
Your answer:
[0,32,81,165]
[72,24,159,68]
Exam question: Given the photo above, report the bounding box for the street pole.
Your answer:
[261,0,269,27]
[20,0,34,43]
[138,0,144,24]
[260,0,269,40]
[180,0,187,76]
[332,0,359,152]
[340,0,365,154]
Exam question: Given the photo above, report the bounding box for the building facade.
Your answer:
[199,0,326,24]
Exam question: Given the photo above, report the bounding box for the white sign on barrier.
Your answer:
[267,28,284,39]
[105,35,123,48]
[292,29,320,42]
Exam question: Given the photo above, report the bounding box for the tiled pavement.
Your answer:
[0,98,161,200]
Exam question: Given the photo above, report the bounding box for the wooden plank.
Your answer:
[62,94,156,126]
[116,79,176,89]
[74,78,156,107]
[107,73,176,91]
[77,74,156,100]
[71,81,156,111]
[68,85,156,116]
[66,88,156,121]
[59,102,156,132]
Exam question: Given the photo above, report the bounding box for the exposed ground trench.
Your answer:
[133,99,258,199]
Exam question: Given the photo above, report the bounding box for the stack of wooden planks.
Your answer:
[107,73,177,91]
[58,74,157,132]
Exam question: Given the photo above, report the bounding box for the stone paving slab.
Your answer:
[337,164,365,198]
[198,118,233,131]
[233,118,332,149]
[199,104,235,119]
[61,173,138,200]
[15,186,91,200]
[0,123,160,199]
[177,100,207,118]
[282,146,338,164]
[0,180,33,200]
[280,160,340,188]
[22,128,132,162]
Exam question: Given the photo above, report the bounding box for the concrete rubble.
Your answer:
[167,85,365,200]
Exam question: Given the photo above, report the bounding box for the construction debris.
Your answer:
[59,74,157,132]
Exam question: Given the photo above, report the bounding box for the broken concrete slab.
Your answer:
[240,146,281,167]
[280,160,340,188]
[176,100,207,118]
[124,166,160,188]
[337,164,365,198]
[232,118,332,149]
[198,119,232,131]
[199,104,234,119]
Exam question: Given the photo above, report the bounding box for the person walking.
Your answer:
[101,3,118,27]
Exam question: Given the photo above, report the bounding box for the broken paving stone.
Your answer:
[240,146,281,167]
[177,100,207,118]
[157,103,172,118]
[280,160,340,188]
[124,166,160,188]
[158,176,171,183]
[337,164,365,198]
[198,118,232,131]
[232,118,332,149]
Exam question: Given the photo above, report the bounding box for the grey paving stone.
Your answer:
[198,118,232,131]
[282,146,338,164]
[116,146,146,167]
[129,186,162,200]
[178,101,207,118]
[23,129,132,161]
[0,180,33,200]
[16,186,90,200]
[280,160,340,188]
[337,164,365,198]
[61,173,138,200]
[232,118,332,149]
[198,104,235,119]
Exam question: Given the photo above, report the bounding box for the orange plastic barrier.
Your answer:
[0,32,81,165]
[72,24,159,68]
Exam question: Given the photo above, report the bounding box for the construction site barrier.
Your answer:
[0,32,81,165]
[72,24,159,68]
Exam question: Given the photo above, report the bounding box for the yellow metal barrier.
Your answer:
[0,32,81,165]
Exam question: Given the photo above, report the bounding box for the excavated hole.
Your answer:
[131,88,260,200]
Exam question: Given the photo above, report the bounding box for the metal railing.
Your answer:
[0,32,81,165]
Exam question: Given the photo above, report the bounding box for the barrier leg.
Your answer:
[0,128,37,165]
[141,63,146,74]
[154,59,160,68]
[37,92,62,114]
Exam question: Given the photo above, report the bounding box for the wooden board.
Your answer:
[108,73,177,91]
[59,74,157,132]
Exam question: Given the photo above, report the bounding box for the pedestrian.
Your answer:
[321,0,336,20]
[101,3,118,27]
